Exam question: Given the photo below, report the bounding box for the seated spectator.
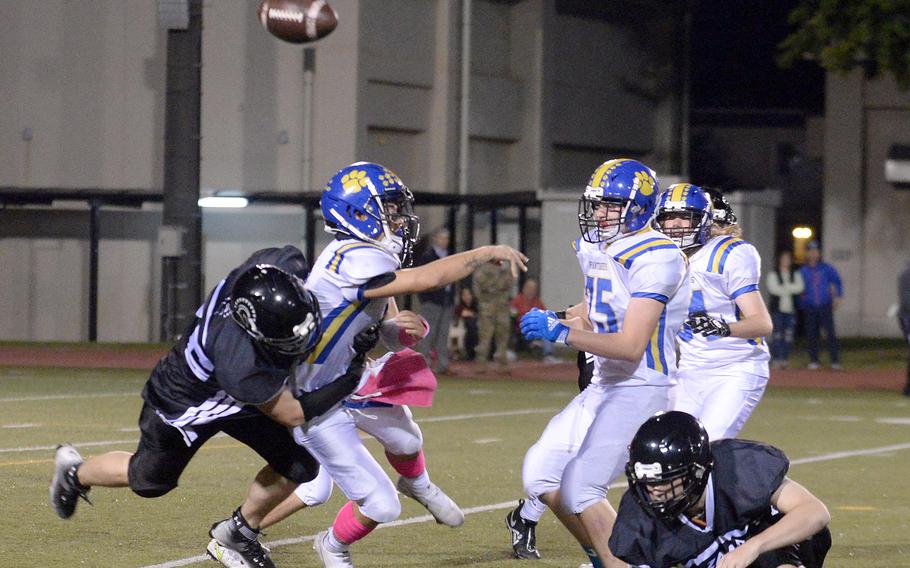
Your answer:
[510,279,559,364]
[453,287,479,361]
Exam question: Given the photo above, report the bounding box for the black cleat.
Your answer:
[208,509,276,568]
[505,499,541,560]
[49,444,92,519]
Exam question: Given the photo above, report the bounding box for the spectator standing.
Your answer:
[511,279,559,363]
[766,250,804,369]
[415,228,455,373]
[799,241,843,370]
[474,261,514,371]
[900,261,910,396]
[453,287,479,361]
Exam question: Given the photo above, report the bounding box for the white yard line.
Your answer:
[0,408,559,454]
[140,438,910,568]
[0,392,136,403]
[0,439,138,454]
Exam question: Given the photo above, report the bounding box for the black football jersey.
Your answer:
[609,439,789,568]
[142,246,309,443]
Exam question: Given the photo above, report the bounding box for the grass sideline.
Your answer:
[2,368,910,567]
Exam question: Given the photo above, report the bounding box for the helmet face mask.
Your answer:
[322,162,421,266]
[578,159,659,244]
[230,265,323,358]
[578,195,628,243]
[626,457,710,522]
[625,411,714,524]
[655,184,713,251]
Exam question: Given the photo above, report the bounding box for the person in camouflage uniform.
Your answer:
[473,262,515,370]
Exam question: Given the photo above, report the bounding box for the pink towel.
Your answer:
[354,349,438,407]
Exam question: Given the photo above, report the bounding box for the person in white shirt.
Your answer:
[766,250,805,369]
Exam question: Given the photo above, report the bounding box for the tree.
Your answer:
[778,0,910,90]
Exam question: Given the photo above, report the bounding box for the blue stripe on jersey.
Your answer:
[343,400,394,409]
[631,291,669,304]
[614,237,663,258]
[325,243,383,274]
[706,237,734,272]
[707,237,747,274]
[613,238,678,269]
[307,300,371,364]
[645,308,668,374]
[731,283,759,299]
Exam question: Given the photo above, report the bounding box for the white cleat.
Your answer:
[396,477,465,528]
[49,443,91,519]
[206,539,245,568]
[313,530,355,568]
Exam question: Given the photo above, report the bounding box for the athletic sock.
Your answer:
[520,496,547,523]
[582,546,605,568]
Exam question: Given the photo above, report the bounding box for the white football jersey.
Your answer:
[295,239,399,393]
[574,228,690,387]
[678,235,770,376]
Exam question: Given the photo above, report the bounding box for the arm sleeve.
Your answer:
[628,248,687,304]
[723,244,762,300]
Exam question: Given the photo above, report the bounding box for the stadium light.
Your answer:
[792,226,813,240]
[198,196,249,208]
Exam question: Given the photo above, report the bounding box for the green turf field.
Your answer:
[3,367,909,567]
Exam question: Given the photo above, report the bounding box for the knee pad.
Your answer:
[521,445,561,500]
[293,468,334,507]
[560,459,608,514]
[358,488,401,523]
[382,429,423,457]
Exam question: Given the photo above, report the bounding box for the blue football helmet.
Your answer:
[321,162,420,266]
[655,183,713,251]
[578,159,660,244]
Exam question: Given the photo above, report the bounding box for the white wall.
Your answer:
[0,0,165,189]
[0,0,684,341]
[823,71,910,337]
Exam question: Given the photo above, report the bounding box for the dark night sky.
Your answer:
[690,0,826,113]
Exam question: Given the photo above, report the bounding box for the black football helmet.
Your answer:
[702,186,737,226]
[625,411,714,523]
[229,264,322,357]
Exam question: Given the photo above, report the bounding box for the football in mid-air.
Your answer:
[258,0,338,44]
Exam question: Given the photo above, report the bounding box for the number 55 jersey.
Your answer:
[574,228,689,386]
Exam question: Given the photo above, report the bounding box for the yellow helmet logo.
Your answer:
[341,170,369,194]
[634,171,655,196]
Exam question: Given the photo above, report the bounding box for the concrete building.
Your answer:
[0,0,688,341]
[823,71,910,337]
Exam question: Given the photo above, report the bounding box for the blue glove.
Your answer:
[520,308,570,344]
